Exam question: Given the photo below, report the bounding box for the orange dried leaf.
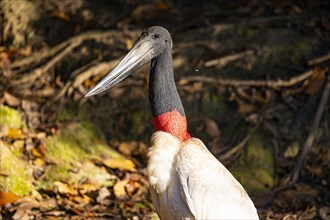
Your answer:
[83,79,94,89]
[96,187,110,204]
[51,11,70,21]
[36,132,46,139]
[72,194,92,205]
[155,2,171,10]
[125,38,134,50]
[32,148,43,158]
[305,68,325,94]
[103,158,136,172]
[20,46,32,56]
[284,143,299,158]
[33,158,46,166]
[113,179,129,199]
[54,181,78,195]
[13,140,25,149]
[6,128,25,139]
[118,142,136,155]
[125,179,141,196]
[78,183,100,194]
[11,198,39,220]
[0,51,10,68]
[204,118,221,138]
[238,103,256,114]
[127,3,171,23]
[0,191,22,206]
[4,92,20,107]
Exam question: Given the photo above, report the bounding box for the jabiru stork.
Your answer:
[86,26,259,219]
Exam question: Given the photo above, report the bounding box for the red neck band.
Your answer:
[152,109,191,141]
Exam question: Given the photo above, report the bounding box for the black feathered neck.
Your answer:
[149,47,185,117]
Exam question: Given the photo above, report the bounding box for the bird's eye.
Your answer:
[153,34,159,39]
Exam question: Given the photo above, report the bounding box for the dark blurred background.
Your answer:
[1,0,329,219]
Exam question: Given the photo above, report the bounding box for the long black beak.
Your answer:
[85,38,155,97]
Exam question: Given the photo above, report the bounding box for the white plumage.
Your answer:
[147,131,259,220]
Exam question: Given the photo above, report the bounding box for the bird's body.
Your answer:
[86,26,259,219]
[148,131,258,219]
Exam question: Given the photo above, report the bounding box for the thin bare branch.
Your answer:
[11,39,82,87]
[219,117,263,161]
[9,30,133,70]
[289,75,330,183]
[72,59,121,88]
[308,52,330,66]
[204,50,254,68]
[180,69,316,89]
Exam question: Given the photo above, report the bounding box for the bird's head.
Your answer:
[140,26,173,55]
[85,26,172,97]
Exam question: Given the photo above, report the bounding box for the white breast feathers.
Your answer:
[147,131,259,220]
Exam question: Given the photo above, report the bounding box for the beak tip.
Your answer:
[85,89,96,97]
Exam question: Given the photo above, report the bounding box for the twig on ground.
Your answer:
[180,69,316,89]
[9,42,69,70]
[204,50,254,68]
[11,39,82,88]
[9,30,136,70]
[211,15,307,34]
[288,74,330,183]
[308,52,330,66]
[70,59,99,78]
[219,116,263,161]
[72,59,121,88]
[51,82,72,103]
[18,87,55,97]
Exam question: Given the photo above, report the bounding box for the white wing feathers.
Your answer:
[147,131,194,219]
[147,131,259,220]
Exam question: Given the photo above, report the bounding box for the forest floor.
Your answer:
[0,0,329,219]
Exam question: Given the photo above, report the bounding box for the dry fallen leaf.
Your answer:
[299,205,317,220]
[54,181,78,196]
[282,214,297,220]
[78,183,100,194]
[96,187,111,205]
[118,141,147,157]
[44,210,66,217]
[5,128,25,139]
[0,191,22,206]
[4,92,20,107]
[284,142,300,158]
[125,179,141,196]
[113,179,129,199]
[125,37,134,50]
[33,158,46,166]
[319,206,330,220]
[13,140,25,149]
[51,11,70,21]
[305,67,326,94]
[123,2,172,24]
[204,118,221,138]
[83,79,94,89]
[32,142,46,158]
[0,50,10,68]
[72,194,92,205]
[118,142,137,156]
[103,158,136,172]
[11,198,39,220]
[19,46,32,56]
[177,79,189,86]
[238,102,256,114]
